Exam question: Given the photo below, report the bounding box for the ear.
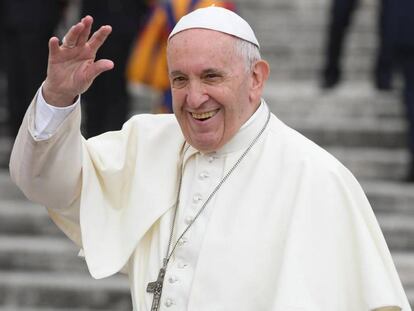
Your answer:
[249,60,270,103]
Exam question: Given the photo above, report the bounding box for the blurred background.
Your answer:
[0,0,413,309]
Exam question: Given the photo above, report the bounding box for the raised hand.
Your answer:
[43,16,114,107]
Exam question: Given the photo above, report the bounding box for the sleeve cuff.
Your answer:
[34,84,80,139]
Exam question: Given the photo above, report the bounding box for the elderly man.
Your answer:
[9,7,411,311]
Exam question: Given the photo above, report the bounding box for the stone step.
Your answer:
[400,283,414,308]
[0,136,12,169]
[378,214,414,251]
[238,0,381,80]
[328,147,409,181]
[262,81,405,150]
[0,201,61,236]
[390,252,414,306]
[391,253,414,308]
[263,59,378,81]
[239,0,377,26]
[393,252,414,288]
[0,236,86,273]
[362,180,414,216]
[247,9,376,49]
[264,81,403,119]
[284,116,407,148]
[0,271,131,309]
[0,171,25,201]
[256,47,378,81]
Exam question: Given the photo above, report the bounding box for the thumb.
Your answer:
[88,59,114,81]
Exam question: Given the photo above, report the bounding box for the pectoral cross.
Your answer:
[146,266,166,311]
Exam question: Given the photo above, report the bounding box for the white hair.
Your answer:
[234,38,262,72]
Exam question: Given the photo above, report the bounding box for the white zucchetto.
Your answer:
[168,6,260,48]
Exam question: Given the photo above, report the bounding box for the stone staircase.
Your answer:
[1,0,414,309]
[239,0,381,82]
[0,174,133,310]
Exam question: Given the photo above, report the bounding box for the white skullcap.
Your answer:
[168,6,260,48]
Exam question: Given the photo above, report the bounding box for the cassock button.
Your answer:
[168,275,178,284]
[178,236,188,246]
[164,298,174,307]
[193,194,202,204]
[184,216,193,225]
[177,261,188,269]
[198,171,210,180]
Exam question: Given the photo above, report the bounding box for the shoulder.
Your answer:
[267,113,347,175]
[263,113,366,203]
[265,113,373,223]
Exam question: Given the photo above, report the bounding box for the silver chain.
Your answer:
[163,107,271,267]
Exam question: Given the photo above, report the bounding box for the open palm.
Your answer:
[43,16,114,107]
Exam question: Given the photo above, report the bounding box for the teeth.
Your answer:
[191,110,218,120]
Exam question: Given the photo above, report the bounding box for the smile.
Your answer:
[191,109,219,121]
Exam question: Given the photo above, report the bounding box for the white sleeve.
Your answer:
[34,85,80,140]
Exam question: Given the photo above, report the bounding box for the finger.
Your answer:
[77,15,93,46]
[49,37,61,57]
[88,25,112,53]
[62,22,85,48]
[87,59,114,81]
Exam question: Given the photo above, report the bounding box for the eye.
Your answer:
[172,76,188,88]
[203,72,222,82]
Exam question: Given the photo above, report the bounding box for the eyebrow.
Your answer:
[169,70,185,77]
[169,68,225,77]
[202,68,225,76]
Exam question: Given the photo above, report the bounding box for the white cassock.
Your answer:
[10,91,411,311]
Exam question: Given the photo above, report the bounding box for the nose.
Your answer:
[186,80,209,108]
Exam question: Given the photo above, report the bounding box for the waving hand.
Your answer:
[43,16,114,107]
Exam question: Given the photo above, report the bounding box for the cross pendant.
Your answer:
[146,266,166,311]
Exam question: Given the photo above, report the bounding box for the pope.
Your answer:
[9,6,412,311]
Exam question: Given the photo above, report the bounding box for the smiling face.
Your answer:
[167,29,266,153]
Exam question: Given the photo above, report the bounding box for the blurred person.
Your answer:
[1,0,67,137]
[321,0,392,90]
[321,0,414,182]
[10,8,412,311]
[382,0,414,182]
[127,0,235,113]
[81,0,151,137]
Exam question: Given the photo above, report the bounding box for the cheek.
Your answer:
[171,89,185,112]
